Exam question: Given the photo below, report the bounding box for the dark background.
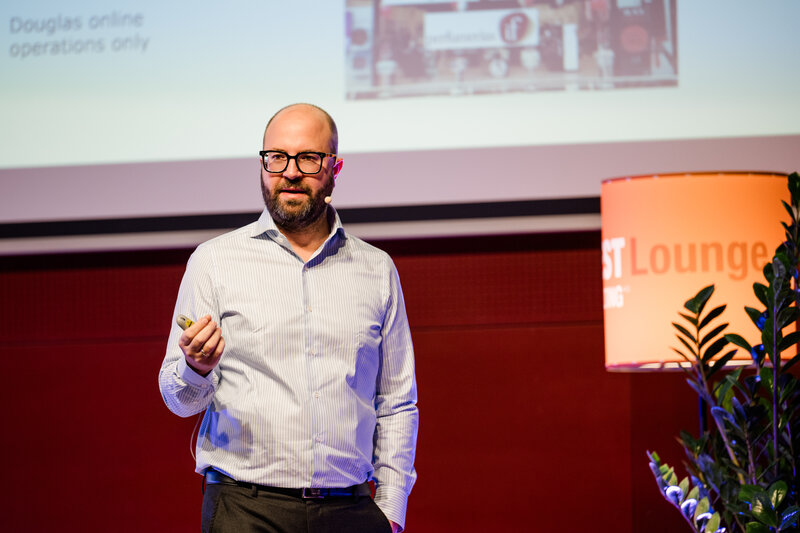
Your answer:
[0,230,697,532]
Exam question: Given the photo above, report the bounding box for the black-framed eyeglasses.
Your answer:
[259,150,337,175]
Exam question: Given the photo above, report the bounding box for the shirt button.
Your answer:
[313,391,320,399]
[307,306,312,312]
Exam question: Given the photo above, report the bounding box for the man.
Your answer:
[159,103,418,533]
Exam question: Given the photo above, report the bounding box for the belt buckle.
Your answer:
[302,487,324,499]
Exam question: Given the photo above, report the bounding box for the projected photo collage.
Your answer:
[345,0,678,99]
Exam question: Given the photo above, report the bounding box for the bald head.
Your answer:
[263,103,338,154]
[260,103,341,234]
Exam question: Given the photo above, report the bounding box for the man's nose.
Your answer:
[283,158,303,179]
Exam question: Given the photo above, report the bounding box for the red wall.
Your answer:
[0,231,697,532]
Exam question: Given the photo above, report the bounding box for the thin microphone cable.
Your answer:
[189,411,204,462]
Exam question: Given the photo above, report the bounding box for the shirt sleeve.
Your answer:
[372,258,419,531]
[158,246,221,417]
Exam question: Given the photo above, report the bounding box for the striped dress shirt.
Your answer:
[159,208,418,528]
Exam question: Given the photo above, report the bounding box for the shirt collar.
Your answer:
[250,206,346,243]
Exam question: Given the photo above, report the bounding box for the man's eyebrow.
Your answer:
[264,148,327,153]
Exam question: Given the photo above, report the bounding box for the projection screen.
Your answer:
[1,0,798,254]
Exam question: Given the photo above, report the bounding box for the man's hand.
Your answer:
[178,315,225,376]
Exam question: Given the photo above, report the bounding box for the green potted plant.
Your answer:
[647,172,800,533]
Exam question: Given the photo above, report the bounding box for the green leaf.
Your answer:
[745,307,766,331]
[779,409,794,432]
[726,333,753,352]
[699,304,727,330]
[700,323,729,350]
[708,349,737,378]
[739,484,762,503]
[686,285,714,314]
[673,322,698,344]
[704,512,720,533]
[760,366,774,391]
[752,492,779,527]
[679,477,689,503]
[763,263,775,284]
[695,497,710,520]
[782,352,800,373]
[715,370,739,409]
[763,313,775,333]
[782,199,795,219]
[679,312,698,327]
[677,335,699,359]
[780,378,799,404]
[779,330,800,352]
[715,366,742,395]
[672,347,694,364]
[763,316,775,345]
[775,294,796,320]
[789,172,800,199]
[702,336,729,363]
[667,469,678,487]
[764,339,776,368]
[745,523,770,533]
[731,371,756,399]
[687,486,700,502]
[768,480,788,509]
[753,283,769,308]
[679,430,703,455]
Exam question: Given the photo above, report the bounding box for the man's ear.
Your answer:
[332,158,343,180]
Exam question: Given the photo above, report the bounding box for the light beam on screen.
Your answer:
[0,0,798,253]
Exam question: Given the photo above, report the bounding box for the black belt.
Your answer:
[204,469,371,499]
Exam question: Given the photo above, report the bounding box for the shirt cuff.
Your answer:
[373,484,409,531]
[176,356,215,388]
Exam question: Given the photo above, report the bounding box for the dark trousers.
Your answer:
[201,483,393,533]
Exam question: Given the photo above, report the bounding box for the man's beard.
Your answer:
[261,175,334,232]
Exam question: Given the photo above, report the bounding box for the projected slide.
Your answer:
[345,0,677,99]
[1,0,799,253]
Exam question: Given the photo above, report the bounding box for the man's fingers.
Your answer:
[214,336,225,359]
[185,314,210,334]
[190,323,217,354]
[178,316,224,375]
[198,327,222,358]
[179,315,210,345]
[181,319,217,354]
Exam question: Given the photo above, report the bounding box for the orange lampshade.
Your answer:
[601,172,790,370]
